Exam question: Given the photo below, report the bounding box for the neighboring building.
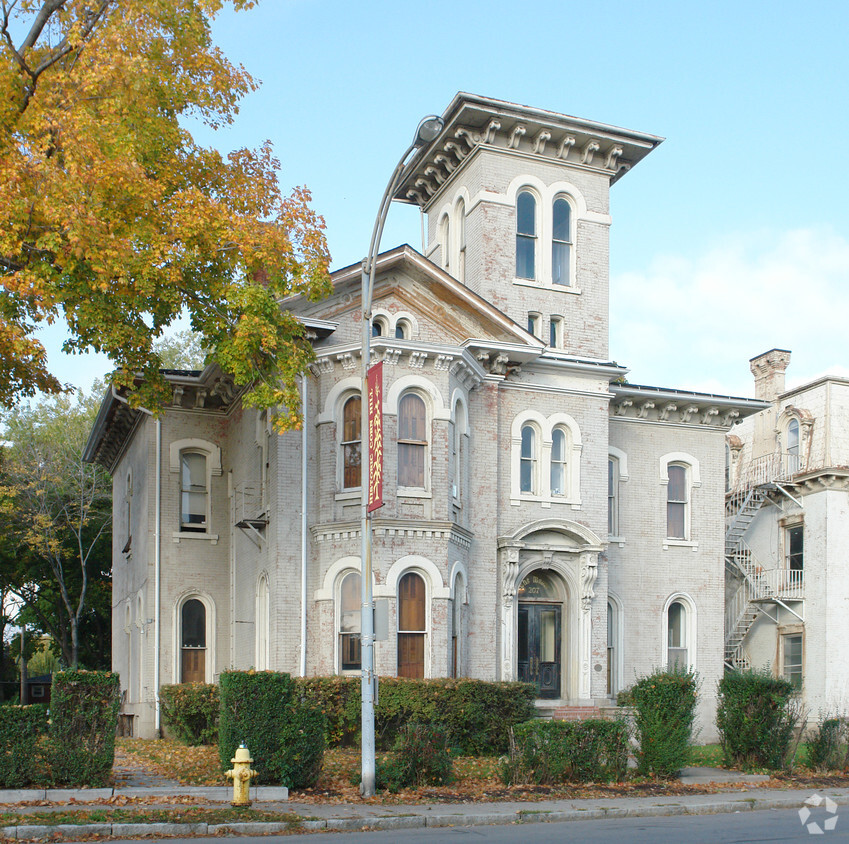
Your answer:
[85,94,766,740]
[726,350,849,718]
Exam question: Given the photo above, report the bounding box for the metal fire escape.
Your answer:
[724,454,804,671]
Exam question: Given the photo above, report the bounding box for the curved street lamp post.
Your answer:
[359,115,444,796]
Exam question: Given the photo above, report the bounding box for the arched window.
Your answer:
[439,214,450,271]
[456,198,466,283]
[666,464,688,539]
[341,396,362,489]
[607,600,619,695]
[552,197,572,286]
[398,572,426,678]
[255,575,269,670]
[452,401,467,501]
[516,191,536,280]
[180,452,208,532]
[549,316,563,348]
[527,312,541,338]
[520,425,537,494]
[550,428,567,496]
[339,571,361,672]
[451,572,464,678]
[398,394,427,489]
[372,315,388,337]
[786,418,800,474]
[181,599,206,683]
[667,601,688,670]
[395,319,410,340]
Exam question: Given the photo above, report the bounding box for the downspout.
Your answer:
[300,375,308,677]
[110,387,161,734]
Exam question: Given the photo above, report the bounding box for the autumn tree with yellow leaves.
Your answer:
[0,0,331,424]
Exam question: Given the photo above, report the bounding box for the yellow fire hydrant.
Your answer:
[225,744,258,806]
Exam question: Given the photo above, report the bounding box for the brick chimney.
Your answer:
[749,349,791,402]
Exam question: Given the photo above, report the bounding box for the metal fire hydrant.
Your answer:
[225,743,258,806]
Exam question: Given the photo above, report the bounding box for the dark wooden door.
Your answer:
[517,603,561,699]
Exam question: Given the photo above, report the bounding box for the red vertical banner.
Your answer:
[367,361,384,512]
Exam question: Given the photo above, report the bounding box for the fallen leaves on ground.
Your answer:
[115,739,221,786]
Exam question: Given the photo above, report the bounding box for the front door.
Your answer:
[517,603,561,699]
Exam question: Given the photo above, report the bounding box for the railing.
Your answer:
[757,568,804,599]
[733,451,802,492]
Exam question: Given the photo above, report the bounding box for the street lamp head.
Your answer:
[413,115,444,147]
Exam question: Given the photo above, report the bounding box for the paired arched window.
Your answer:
[180,598,206,683]
[339,571,361,672]
[341,395,362,489]
[398,572,426,678]
[516,191,537,279]
[395,319,411,340]
[552,198,572,286]
[398,394,427,489]
[666,600,688,671]
[550,429,568,497]
[666,464,689,539]
[180,451,208,532]
[520,425,538,494]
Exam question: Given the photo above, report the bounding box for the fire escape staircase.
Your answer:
[724,485,803,670]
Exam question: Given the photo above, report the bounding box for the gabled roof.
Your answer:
[290,244,547,358]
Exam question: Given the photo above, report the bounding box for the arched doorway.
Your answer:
[517,570,565,699]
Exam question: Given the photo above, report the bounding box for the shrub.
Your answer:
[0,705,48,787]
[49,670,121,786]
[219,671,296,782]
[807,716,849,772]
[376,723,452,792]
[276,699,326,789]
[294,677,534,754]
[716,670,798,770]
[501,719,629,784]
[628,668,698,777]
[160,684,219,746]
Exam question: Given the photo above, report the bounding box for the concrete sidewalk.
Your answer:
[0,780,845,839]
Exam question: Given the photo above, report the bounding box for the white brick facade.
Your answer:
[88,94,765,740]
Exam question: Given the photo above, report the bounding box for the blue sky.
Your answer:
[41,0,849,398]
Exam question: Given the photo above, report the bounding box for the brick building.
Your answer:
[85,94,766,739]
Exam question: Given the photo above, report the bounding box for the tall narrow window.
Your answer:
[181,599,206,682]
[452,404,467,501]
[398,572,426,678]
[398,394,427,488]
[520,425,537,494]
[667,464,688,539]
[786,418,800,474]
[607,601,618,695]
[608,457,619,536]
[180,452,208,532]
[451,573,464,679]
[783,634,803,688]
[339,571,361,672]
[787,525,804,587]
[516,191,536,279]
[440,215,450,271]
[725,444,731,493]
[552,198,572,286]
[550,428,567,496]
[342,396,362,489]
[549,316,563,348]
[456,199,466,283]
[527,313,540,337]
[667,601,687,671]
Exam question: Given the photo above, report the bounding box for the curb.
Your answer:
[0,786,289,805]
[0,791,847,839]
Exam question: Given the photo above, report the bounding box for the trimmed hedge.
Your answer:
[277,699,326,789]
[0,705,48,787]
[296,677,535,754]
[160,683,219,746]
[716,670,798,769]
[218,671,295,782]
[49,670,120,786]
[626,668,698,778]
[501,719,629,784]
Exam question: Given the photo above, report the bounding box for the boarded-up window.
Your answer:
[181,599,206,683]
[342,396,361,489]
[398,572,426,678]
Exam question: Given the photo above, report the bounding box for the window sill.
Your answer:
[513,277,582,295]
[173,532,219,545]
[608,536,626,548]
[662,539,698,551]
[511,495,581,507]
[335,489,362,502]
[398,488,431,499]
